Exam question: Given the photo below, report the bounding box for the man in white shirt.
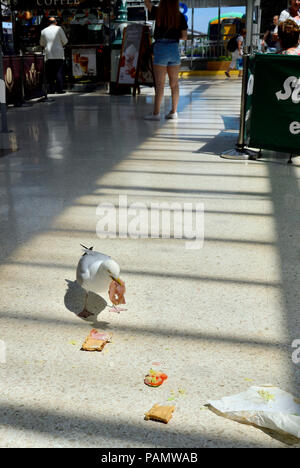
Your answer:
[40,17,68,94]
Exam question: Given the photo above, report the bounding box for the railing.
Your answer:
[181,35,229,59]
[180,33,264,63]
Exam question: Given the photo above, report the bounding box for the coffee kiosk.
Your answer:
[6,0,112,99]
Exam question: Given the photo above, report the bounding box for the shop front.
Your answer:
[8,0,112,95]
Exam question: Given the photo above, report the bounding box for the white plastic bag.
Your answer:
[207,386,300,438]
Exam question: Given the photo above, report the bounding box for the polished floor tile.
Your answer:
[0,78,299,447]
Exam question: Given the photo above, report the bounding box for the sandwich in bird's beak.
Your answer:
[109,277,126,307]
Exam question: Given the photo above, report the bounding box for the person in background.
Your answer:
[40,16,68,94]
[225,29,245,78]
[279,0,300,26]
[262,15,280,53]
[143,0,188,120]
[278,19,300,55]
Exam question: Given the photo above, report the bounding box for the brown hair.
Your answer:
[156,0,181,30]
[278,19,300,49]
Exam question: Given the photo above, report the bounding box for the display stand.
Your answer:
[116,23,154,96]
[221,54,300,165]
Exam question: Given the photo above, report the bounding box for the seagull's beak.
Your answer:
[110,276,123,285]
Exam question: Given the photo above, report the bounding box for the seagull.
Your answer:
[76,245,123,318]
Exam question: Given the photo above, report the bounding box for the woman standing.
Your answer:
[144,0,188,120]
[225,31,245,78]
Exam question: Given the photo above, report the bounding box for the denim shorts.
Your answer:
[153,39,181,67]
[237,57,243,70]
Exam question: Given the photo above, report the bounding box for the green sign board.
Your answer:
[247,54,300,154]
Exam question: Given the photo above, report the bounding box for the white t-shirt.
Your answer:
[40,24,68,61]
[235,36,244,56]
[236,35,244,46]
[279,8,300,26]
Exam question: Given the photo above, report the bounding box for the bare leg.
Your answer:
[153,65,167,115]
[225,63,233,77]
[225,55,235,77]
[78,291,94,318]
[167,65,180,113]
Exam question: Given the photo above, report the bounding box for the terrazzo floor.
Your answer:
[0,77,299,448]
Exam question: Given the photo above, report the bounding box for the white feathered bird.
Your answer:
[76,245,123,317]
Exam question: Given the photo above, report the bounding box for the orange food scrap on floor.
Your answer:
[144,369,168,387]
[81,329,112,352]
[145,404,175,424]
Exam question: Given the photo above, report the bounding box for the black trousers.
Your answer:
[45,59,64,93]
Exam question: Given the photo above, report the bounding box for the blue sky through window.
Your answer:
[186,6,246,34]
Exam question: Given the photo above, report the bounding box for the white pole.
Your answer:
[245,0,254,53]
[0,44,8,133]
[217,0,221,58]
[191,0,194,70]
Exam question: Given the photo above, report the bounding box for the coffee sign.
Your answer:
[36,1,80,5]
[12,0,101,8]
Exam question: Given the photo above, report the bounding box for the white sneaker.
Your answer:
[165,111,178,120]
[144,113,160,121]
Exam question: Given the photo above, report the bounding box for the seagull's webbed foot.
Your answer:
[108,304,127,314]
[78,308,95,319]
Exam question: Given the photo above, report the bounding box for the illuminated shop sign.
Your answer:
[12,0,102,8]
[36,1,80,5]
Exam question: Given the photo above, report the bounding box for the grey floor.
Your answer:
[0,78,299,448]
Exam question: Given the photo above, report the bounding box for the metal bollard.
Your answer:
[220,54,253,160]
[236,53,250,151]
